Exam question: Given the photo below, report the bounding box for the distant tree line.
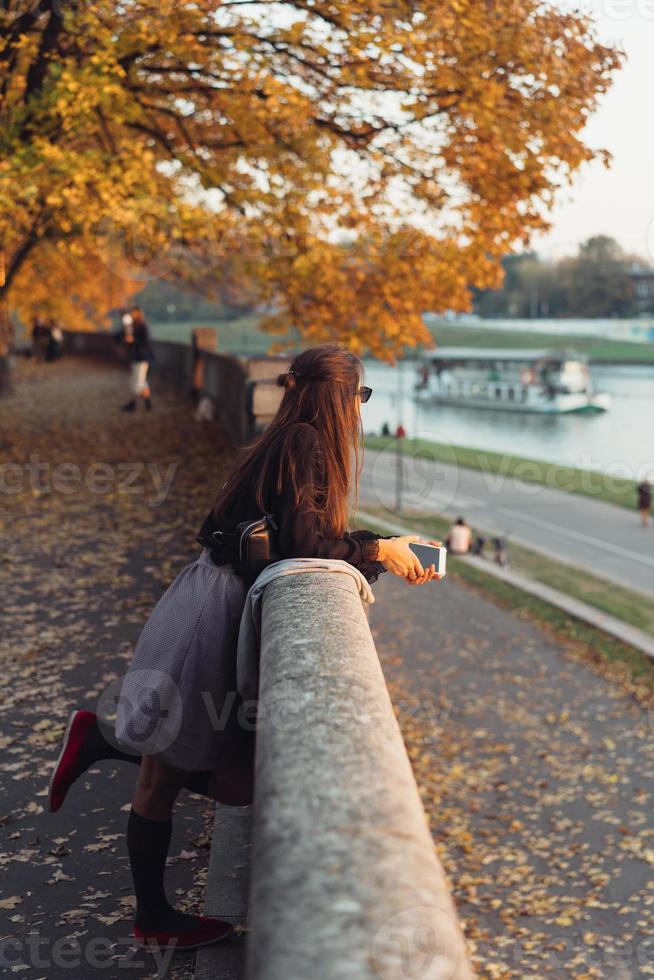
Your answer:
[133,276,256,324]
[133,233,653,326]
[473,236,652,319]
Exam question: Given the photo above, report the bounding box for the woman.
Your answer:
[31,315,49,362]
[47,344,442,952]
[46,319,63,362]
[116,306,154,412]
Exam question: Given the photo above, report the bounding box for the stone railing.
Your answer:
[246,570,475,980]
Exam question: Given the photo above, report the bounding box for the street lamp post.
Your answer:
[395,356,404,515]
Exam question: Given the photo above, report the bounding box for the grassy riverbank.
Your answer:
[150,316,654,363]
[363,436,637,511]
[428,322,654,363]
[150,316,293,355]
[354,507,654,694]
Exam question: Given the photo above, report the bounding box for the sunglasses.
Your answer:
[358,386,373,403]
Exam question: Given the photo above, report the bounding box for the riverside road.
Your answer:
[360,448,654,597]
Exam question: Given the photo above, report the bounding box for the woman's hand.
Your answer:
[377,535,444,585]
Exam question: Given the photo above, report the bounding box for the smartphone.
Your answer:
[408,541,447,577]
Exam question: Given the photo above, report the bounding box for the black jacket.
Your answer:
[115,322,152,363]
[198,422,389,583]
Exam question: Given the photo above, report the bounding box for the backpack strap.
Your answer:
[196,529,238,549]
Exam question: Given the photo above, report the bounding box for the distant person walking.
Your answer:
[637,479,652,527]
[446,517,472,555]
[45,320,63,362]
[31,316,49,361]
[116,306,154,412]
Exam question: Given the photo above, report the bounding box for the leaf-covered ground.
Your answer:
[371,574,654,979]
[0,356,241,979]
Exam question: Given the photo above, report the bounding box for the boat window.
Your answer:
[495,387,502,399]
[508,387,515,401]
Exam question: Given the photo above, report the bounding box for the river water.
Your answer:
[148,320,654,478]
[360,359,654,480]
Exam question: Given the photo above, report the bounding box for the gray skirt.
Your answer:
[115,550,255,771]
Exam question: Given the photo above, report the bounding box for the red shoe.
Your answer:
[133,917,233,951]
[47,709,97,813]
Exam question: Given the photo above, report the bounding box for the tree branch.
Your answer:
[2,216,44,296]
[23,5,64,105]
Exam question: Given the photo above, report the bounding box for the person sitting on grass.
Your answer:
[446,517,472,555]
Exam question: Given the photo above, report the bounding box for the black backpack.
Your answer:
[202,513,280,581]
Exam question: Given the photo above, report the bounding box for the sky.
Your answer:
[531,0,654,262]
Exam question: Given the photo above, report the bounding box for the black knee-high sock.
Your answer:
[82,720,212,797]
[127,809,172,925]
[127,809,202,932]
[79,719,140,771]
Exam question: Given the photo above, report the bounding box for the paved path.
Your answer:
[360,448,654,597]
[370,571,654,979]
[0,358,244,980]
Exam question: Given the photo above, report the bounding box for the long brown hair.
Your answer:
[211,344,364,536]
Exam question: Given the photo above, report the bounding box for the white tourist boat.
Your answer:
[415,348,611,414]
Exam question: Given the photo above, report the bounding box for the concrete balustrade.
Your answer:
[247,571,475,980]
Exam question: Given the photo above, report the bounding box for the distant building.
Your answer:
[628,263,654,315]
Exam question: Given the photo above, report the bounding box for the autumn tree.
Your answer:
[0,0,622,367]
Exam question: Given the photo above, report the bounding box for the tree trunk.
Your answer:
[0,256,12,395]
[0,354,10,395]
